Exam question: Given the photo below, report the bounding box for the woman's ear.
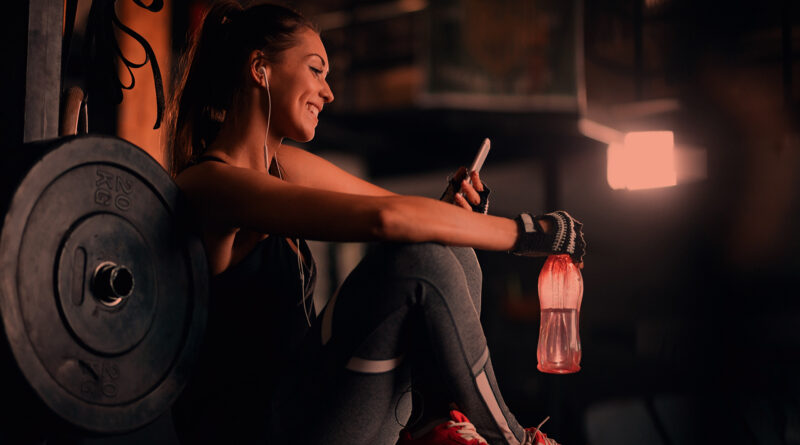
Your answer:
[248,51,269,88]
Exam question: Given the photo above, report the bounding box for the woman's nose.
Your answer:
[321,81,334,103]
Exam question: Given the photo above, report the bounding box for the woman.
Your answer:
[168,3,585,445]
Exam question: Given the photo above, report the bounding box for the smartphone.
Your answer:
[440,138,492,201]
[468,138,491,183]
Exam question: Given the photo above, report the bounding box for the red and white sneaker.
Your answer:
[523,417,561,445]
[398,410,489,445]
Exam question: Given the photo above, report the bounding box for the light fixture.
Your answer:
[607,131,677,190]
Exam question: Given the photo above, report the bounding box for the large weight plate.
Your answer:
[0,135,208,433]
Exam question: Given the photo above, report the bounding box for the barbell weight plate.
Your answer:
[0,135,208,433]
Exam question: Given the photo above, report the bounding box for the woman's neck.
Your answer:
[207,90,283,172]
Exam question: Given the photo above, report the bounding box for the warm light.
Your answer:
[607,131,677,190]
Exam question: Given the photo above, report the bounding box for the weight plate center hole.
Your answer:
[92,262,135,307]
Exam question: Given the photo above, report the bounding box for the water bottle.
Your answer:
[537,254,583,374]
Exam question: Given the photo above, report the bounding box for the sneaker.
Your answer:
[398,410,489,445]
[523,417,561,445]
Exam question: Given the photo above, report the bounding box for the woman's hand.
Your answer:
[441,167,490,214]
[509,211,586,266]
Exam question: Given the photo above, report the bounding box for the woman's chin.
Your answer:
[292,129,316,143]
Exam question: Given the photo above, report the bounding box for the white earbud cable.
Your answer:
[261,67,312,327]
[260,67,272,172]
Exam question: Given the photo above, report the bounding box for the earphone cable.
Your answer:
[263,73,271,171]
[262,68,311,327]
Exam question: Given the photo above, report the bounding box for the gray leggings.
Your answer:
[271,243,526,445]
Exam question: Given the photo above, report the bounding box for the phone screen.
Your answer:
[469,138,491,174]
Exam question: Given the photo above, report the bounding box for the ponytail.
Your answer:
[166,2,315,177]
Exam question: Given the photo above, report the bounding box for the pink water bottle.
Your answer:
[537,254,583,374]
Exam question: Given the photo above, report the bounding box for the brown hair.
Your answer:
[166,2,316,176]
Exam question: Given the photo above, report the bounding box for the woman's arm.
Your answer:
[177,161,519,251]
[275,143,396,196]
[275,144,488,212]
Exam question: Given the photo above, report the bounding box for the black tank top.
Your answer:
[174,156,318,444]
[207,235,317,361]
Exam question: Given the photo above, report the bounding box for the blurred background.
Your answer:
[3,0,800,443]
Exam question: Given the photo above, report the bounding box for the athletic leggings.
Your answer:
[269,243,527,445]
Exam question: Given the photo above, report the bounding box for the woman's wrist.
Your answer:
[500,216,520,250]
[504,216,549,251]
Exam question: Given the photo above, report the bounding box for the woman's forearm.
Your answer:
[375,195,521,251]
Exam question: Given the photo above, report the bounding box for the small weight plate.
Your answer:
[0,135,208,433]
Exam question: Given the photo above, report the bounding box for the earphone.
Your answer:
[259,65,312,327]
[258,66,269,88]
[258,66,271,173]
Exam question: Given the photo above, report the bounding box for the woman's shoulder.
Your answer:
[175,163,211,196]
[174,154,240,192]
[173,154,287,232]
[173,159,236,224]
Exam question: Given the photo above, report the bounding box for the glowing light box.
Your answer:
[607,131,677,190]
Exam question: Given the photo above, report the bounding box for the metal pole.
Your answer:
[782,0,793,108]
[24,0,63,143]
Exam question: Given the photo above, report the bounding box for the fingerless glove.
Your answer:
[441,171,491,214]
[470,185,490,214]
[510,211,586,262]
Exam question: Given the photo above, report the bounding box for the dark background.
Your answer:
[296,2,800,442]
[2,0,799,444]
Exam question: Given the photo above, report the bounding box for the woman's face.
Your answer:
[268,28,334,143]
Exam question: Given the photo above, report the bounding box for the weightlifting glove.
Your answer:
[441,169,491,214]
[510,211,586,263]
[470,186,490,214]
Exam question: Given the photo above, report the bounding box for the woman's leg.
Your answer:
[406,245,483,431]
[290,243,527,445]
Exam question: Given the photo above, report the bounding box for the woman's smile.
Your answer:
[307,102,321,120]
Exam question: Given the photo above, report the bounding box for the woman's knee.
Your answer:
[449,247,481,287]
[331,242,481,324]
[395,244,482,313]
[373,243,481,309]
[378,242,470,279]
